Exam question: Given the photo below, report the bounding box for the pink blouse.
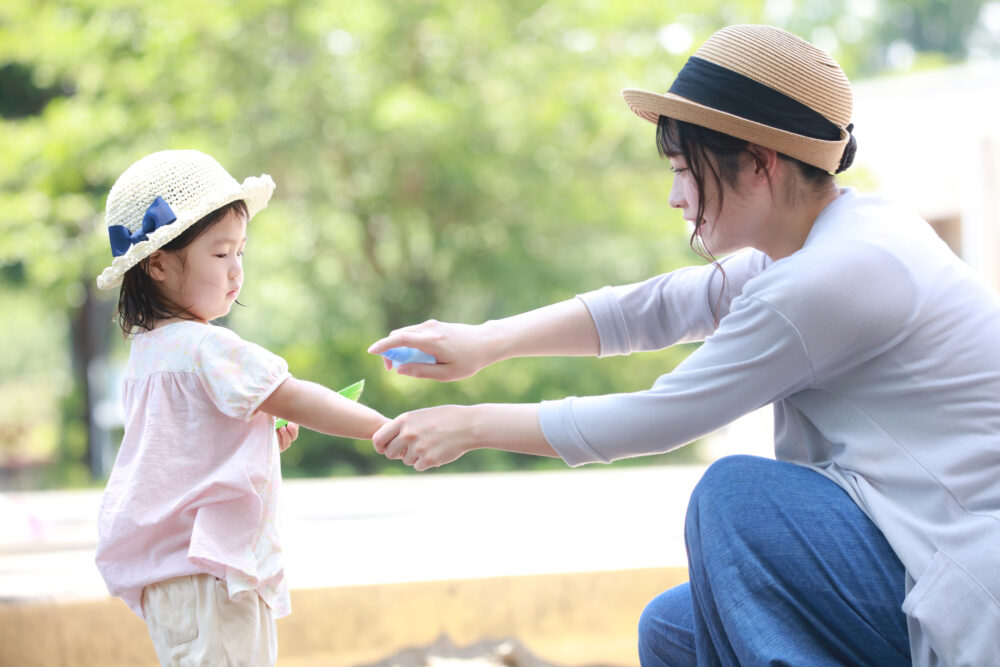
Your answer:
[96,321,292,618]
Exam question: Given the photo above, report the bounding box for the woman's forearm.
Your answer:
[483,297,600,363]
[467,403,559,457]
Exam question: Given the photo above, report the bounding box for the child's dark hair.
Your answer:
[116,200,249,337]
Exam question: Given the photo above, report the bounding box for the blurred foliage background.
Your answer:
[1,0,997,488]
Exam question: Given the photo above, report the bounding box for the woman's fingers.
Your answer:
[402,446,419,467]
[375,419,412,460]
[372,419,400,454]
[395,361,456,381]
[367,320,442,356]
[374,413,427,466]
[373,407,470,471]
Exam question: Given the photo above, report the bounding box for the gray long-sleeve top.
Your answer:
[538,189,1000,666]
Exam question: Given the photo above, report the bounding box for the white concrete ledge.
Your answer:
[1,466,704,601]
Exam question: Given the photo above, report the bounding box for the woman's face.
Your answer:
[667,152,765,256]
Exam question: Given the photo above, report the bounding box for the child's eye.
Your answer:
[670,166,688,175]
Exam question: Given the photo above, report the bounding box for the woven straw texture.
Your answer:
[96,150,274,290]
[697,25,852,126]
[622,25,854,173]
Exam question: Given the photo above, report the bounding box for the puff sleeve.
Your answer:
[193,326,291,420]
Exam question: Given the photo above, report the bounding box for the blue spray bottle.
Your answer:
[381,346,437,369]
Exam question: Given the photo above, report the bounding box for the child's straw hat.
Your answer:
[622,25,855,174]
[96,149,274,290]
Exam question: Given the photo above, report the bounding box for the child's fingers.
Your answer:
[276,423,299,453]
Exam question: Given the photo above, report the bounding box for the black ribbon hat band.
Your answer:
[669,57,842,142]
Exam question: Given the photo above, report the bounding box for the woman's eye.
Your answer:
[671,167,688,175]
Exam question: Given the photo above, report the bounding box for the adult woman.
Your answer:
[369,25,1000,666]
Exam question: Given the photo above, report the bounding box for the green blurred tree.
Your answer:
[0,0,991,483]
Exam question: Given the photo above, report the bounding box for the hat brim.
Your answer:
[622,88,849,173]
[96,175,275,290]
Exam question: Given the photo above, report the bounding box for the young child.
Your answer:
[94,149,388,666]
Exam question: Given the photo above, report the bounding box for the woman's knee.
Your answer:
[638,583,696,665]
[696,455,772,496]
[685,456,769,537]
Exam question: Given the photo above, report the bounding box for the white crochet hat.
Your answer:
[96,149,275,290]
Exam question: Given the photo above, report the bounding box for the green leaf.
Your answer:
[337,378,365,402]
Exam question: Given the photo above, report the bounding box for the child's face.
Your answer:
[157,210,247,323]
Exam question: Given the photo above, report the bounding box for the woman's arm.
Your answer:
[374,283,818,471]
[259,377,388,439]
[367,298,599,381]
[372,403,556,471]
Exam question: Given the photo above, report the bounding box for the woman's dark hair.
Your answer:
[656,116,833,254]
[116,199,249,337]
[655,116,833,322]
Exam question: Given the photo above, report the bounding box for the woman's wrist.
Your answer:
[463,404,489,452]
[478,318,513,365]
[465,403,554,457]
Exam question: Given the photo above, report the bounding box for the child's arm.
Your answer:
[260,377,388,439]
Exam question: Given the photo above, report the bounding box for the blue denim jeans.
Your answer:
[638,456,910,666]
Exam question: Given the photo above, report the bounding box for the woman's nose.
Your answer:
[668,180,685,209]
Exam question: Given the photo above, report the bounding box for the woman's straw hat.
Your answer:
[622,25,855,173]
[96,149,274,290]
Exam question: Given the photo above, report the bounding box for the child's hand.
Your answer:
[277,422,300,453]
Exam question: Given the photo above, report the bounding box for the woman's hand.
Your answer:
[368,319,501,382]
[276,422,300,453]
[373,403,556,471]
[372,405,475,471]
[368,301,599,382]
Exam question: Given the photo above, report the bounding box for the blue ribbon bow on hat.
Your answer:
[108,196,177,257]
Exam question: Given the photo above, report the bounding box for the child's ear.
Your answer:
[145,251,170,283]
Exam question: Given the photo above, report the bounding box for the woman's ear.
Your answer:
[746,144,779,180]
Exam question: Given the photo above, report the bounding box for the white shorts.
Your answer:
[141,574,277,666]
